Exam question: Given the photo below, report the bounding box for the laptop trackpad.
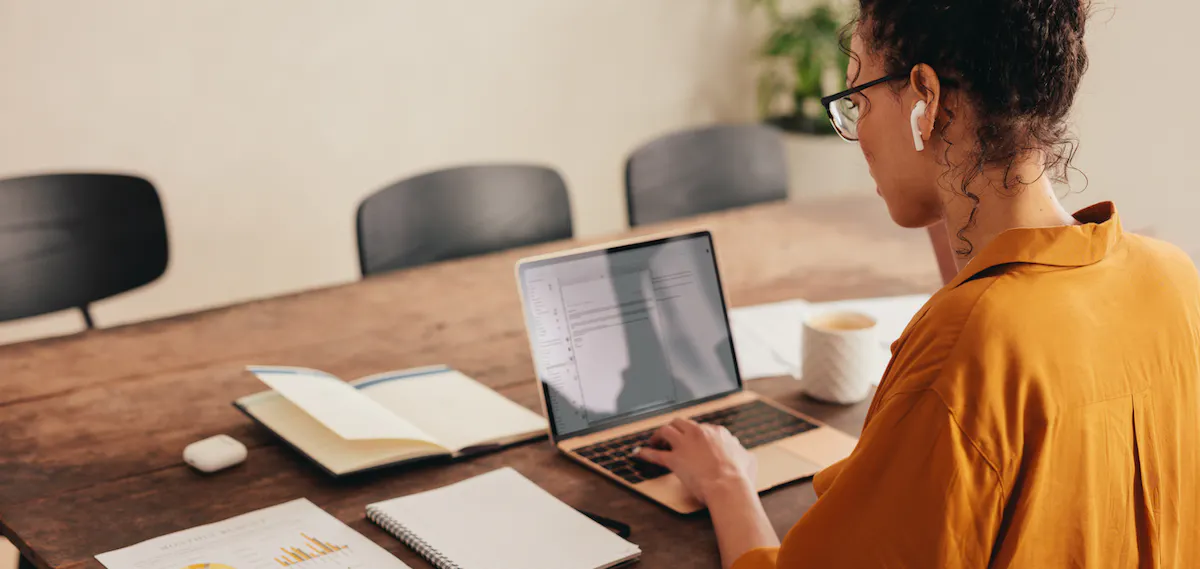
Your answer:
[775,427,859,467]
[752,445,822,492]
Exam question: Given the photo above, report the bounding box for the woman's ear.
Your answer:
[908,64,942,143]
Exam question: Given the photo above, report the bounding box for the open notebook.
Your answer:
[235,365,547,476]
[367,467,641,569]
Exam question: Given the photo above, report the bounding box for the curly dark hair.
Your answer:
[848,0,1090,254]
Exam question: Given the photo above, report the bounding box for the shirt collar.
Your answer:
[946,202,1124,289]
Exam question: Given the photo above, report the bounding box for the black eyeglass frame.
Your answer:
[820,72,960,142]
[819,74,905,142]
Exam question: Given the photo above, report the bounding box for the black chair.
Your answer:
[0,173,169,329]
[624,123,789,226]
[356,164,573,276]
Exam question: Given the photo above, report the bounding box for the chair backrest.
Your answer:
[0,173,169,326]
[356,164,573,276]
[625,123,789,227]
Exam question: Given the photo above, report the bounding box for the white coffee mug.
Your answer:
[799,310,881,404]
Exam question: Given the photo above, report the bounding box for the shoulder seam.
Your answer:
[881,388,1008,541]
[881,273,1008,500]
[925,388,1007,506]
[927,387,1009,552]
[879,387,1004,498]
[939,272,1007,503]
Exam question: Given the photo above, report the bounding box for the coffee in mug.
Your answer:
[799,310,881,404]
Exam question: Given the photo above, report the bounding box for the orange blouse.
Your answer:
[734,203,1200,568]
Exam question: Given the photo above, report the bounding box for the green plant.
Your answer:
[747,0,850,135]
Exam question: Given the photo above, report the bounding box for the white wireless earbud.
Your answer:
[910,101,928,152]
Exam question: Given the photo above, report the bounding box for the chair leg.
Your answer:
[80,305,95,330]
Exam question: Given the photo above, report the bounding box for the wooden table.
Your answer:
[0,196,941,569]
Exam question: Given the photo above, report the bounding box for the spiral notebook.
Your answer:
[365,467,641,569]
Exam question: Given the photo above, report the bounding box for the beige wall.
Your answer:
[0,0,762,343]
[1060,1,1200,248]
[1,0,1196,345]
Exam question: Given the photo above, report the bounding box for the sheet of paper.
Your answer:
[97,498,411,569]
[729,300,808,379]
[248,366,436,442]
[729,294,931,384]
[354,367,548,452]
[731,318,795,380]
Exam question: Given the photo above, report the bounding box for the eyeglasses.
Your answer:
[820,74,904,143]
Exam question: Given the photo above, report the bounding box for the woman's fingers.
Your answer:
[649,422,684,449]
[632,446,672,468]
[670,417,701,433]
[646,417,708,451]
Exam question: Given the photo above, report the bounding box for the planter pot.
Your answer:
[780,132,876,199]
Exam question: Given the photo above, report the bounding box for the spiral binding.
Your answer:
[367,506,464,569]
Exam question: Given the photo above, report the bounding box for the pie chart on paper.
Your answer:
[184,564,237,569]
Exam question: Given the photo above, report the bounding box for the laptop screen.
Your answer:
[517,232,742,440]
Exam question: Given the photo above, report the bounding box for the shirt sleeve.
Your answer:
[732,389,1004,569]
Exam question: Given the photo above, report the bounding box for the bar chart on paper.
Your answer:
[273,534,350,566]
[97,499,411,569]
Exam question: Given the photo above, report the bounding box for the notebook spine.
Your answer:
[366,507,463,569]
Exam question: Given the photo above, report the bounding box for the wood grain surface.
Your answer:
[0,196,941,569]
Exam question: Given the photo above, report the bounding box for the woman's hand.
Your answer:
[633,418,757,505]
[637,418,780,566]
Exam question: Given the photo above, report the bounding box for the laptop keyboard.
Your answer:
[573,400,819,485]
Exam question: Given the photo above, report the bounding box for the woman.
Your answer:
[634,1,1200,567]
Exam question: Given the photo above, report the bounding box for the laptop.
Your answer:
[515,230,859,514]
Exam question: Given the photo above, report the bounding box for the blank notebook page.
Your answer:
[366,467,640,569]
